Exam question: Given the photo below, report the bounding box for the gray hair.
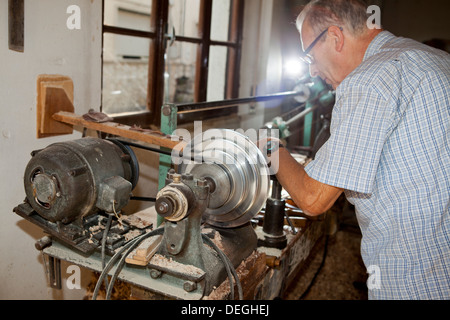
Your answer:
[297,0,371,38]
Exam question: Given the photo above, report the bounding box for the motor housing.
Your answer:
[23,138,138,224]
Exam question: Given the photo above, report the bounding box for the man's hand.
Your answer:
[257,137,285,175]
[277,147,343,216]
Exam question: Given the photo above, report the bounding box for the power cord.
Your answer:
[93,228,243,300]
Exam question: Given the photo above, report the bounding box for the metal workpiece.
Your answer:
[23,138,139,224]
[180,129,270,228]
[259,178,287,249]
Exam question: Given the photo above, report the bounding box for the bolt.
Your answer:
[158,202,169,214]
[196,179,207,187]
[155,197,174,217]
[182,173,193,181]
[183,281,197,292]
[162,105,172,116]
[172,174,182,183]
[150,269,162,279]
[35,236,52,251]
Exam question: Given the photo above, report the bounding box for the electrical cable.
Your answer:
[101,214,113,290]
[297,235,329,300]
[96,228,242,300]
[202,234,243,300]
[91,228,164,300]
[105,227,164,300]
[202,235,235,300]
[92,237,138,300]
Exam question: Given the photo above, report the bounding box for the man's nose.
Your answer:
[309,64,319,78]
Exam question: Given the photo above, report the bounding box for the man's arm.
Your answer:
[273,147,343,216]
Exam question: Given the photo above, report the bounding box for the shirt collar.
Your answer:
[363,31,396,61]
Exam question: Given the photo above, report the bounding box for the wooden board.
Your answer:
[37,75,74,138]
[53,111,186,150]
[125,235,162,266]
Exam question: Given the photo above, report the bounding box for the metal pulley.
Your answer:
[180,129,270,228]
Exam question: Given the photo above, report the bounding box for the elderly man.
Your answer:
[268,0,449,299]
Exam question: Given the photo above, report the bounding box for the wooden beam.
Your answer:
[52,111,183,150]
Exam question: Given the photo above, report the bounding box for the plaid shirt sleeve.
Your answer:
[305,83,394,194]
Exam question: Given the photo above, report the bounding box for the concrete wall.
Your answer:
[0,0,102,299]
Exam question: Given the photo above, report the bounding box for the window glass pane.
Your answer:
[165,41,198,103]
[168,0,201,38]
[207,46,228,101]
[103,33,149,114]
[104,0,153,32]
[211,0,231,42]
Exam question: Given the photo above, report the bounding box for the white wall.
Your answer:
[0,0,102,299]
[0,0,281,300]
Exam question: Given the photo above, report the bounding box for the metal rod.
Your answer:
[285,104,319,126]
[103,25,156,39]
[113,139,173,156]
[176,90,305,113]
[113,138,201,162]
[130,196,156,202]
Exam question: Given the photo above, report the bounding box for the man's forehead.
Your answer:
[300,21,315,50]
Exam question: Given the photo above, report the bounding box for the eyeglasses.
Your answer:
[300,27,343,65]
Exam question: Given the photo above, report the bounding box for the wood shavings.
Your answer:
[202,228,225,252]
[150,254,205,278]
[122,214,152,229]
[84,273,132,300]
[124,229,142,241]
[211,231,225,252]
[204,250,267,300]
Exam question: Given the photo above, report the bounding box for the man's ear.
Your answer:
[328,26,344,52]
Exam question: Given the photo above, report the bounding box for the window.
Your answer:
[102,0,244,127]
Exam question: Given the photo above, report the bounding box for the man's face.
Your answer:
[301,23,343,89]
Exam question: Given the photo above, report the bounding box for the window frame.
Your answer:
[101,0,245,127]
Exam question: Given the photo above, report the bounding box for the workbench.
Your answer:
[42,205,324,300]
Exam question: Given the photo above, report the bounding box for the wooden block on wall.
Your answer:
[37,75,74,138]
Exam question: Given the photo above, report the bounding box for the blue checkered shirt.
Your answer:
[305,31,450,299]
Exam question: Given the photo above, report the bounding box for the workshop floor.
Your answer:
[282,205,369,300]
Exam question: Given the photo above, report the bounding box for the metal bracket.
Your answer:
[158,104,178,226]
[47,256,62,289]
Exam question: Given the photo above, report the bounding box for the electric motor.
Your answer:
[23,138,139,224]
